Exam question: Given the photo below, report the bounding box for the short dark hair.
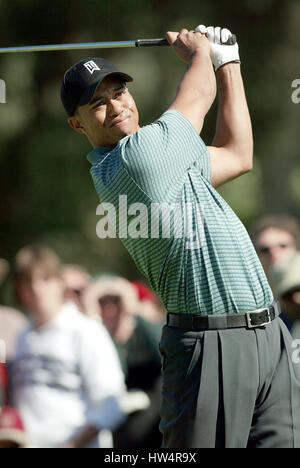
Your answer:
[13,245,62,285]
[250,214,300,249]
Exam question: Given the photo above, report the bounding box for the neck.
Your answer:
[32,302,63,329]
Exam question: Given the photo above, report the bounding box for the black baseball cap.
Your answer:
[61,57,133,117]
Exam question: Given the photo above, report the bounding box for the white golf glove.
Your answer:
[195,25,240,71]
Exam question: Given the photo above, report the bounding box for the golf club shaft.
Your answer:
[0,35,236,54]
[0,39,167,54]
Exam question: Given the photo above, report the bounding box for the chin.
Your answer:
[110,128,136,146]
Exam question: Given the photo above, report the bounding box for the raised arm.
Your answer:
[166,29,217,134]
[199,26,253,188]
[208,63,253,188]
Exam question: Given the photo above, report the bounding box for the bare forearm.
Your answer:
[166,30,217,133]
[173,51,217,124]
[213,63,253,168]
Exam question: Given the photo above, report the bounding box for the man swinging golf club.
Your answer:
[61,26,300,448]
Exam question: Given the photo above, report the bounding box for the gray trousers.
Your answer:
[159,318,300,448]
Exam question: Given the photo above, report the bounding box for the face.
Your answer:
[256,228,298,271]
[17,271,64,326]
[69,76,140,148]
[99,295,122,335]
[62,269,90,313]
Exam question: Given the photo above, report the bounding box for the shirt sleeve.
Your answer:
[77,319,127,431]
[120,110,211,201]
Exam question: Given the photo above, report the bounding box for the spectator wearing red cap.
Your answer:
[0,406,28,448]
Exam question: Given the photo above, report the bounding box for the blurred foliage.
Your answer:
[0,0,299,281]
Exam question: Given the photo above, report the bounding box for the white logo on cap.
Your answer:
[84,61,101,75]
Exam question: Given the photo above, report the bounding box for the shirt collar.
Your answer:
[87,146,114,165]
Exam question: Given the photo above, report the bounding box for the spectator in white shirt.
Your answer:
[11,245,126,448]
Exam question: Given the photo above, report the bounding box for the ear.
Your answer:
[68,116,86,135]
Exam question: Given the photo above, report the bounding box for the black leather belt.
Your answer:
[167,301,280,331]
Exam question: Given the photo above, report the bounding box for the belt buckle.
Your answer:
[246,307,271,329]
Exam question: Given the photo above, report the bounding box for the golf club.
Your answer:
[0,35,236,54]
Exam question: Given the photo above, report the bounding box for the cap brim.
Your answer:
[77,72,133,109]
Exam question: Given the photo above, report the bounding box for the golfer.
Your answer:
[61,27,300,448]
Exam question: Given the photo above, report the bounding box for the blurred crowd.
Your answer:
[1,213,300,448]
[250,213,300,337]
[0,246,166,448]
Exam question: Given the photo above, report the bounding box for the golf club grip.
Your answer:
[136,34,237,47]
[136,38,169,47]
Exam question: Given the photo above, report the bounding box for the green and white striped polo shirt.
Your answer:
[88,110,273,315]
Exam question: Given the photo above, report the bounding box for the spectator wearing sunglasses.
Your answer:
[250,215,300,330]
[250,214,300,274]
